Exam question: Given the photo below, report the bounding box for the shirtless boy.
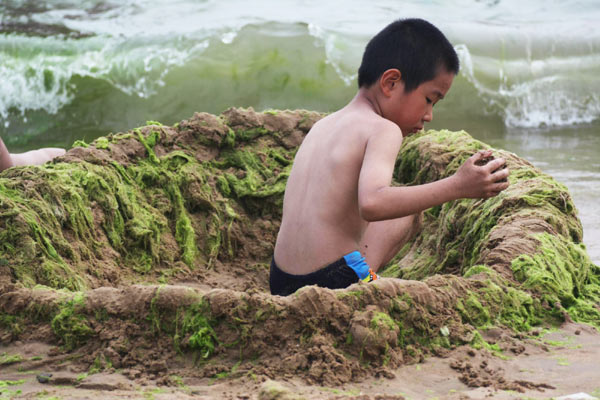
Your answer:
[0,136,65,172]
[270,18,510,296]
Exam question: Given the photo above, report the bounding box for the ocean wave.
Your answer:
[456,44,600,128]
[0,33,208,123]
[307,23,360,86]
[1,16,599,133]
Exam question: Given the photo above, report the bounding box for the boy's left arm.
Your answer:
[358,127,509,221]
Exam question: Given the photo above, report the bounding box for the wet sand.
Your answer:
[1,322,598,399]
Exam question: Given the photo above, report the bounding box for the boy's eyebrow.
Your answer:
[433,90,445,100]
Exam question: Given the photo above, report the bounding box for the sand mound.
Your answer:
[1,108,599,385]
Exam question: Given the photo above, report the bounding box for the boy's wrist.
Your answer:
[444,174,462,202]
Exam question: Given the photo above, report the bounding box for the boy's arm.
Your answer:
[0,137,14,172]
[358,126,509,222]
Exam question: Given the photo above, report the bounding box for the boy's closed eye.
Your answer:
[428,90,445,106]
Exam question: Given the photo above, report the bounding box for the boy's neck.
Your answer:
[351,87,383,117]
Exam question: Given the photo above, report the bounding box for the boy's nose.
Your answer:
[423,109,433,122]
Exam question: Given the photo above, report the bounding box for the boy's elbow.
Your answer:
[359,198,381,222]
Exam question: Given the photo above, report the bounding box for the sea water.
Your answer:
[1,0,599,262]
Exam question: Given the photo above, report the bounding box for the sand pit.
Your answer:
[1,108,599,398]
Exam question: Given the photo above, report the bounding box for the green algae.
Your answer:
[94,137,110,150]
[393,130,582,276]
[456,294,491,327]
[512,233,597,303]
[0,314,23,338]
[135,128,160,164]
[72,139,89,148]
[0,380,25,387]
[0,353,23,365]
[178,302,217,359]
[469,331,507,359]
[511,232,600,326]
[0,110,308,290]
[216,146,293,216]
[370,312,397,331]
[51,292,93,350]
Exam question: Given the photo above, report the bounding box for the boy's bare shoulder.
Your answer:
[319,106,402,142]
[357,112,403,146]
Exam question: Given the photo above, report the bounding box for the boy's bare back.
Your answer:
[274,98,398,275]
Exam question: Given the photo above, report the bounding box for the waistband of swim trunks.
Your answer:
[342,250,370,280]
[271,256,347,279]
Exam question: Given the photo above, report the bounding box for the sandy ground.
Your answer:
[1,322,598,400]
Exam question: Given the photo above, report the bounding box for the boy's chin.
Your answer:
[404,127,423,136]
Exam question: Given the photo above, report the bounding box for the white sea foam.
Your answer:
[0,34,208,119]
[0,41,74,120]
[307,23,358,86]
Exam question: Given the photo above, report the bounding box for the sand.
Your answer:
[1,322,599,399]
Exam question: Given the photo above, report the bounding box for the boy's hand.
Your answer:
[453,150,510,199]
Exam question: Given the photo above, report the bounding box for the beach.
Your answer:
[2,321,599,399]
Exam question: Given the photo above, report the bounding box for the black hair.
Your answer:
[357,18,459,91]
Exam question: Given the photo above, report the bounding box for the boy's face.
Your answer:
[383,69,454,136]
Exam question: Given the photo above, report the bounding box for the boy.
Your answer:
[270,18,510,296]
[0,136,65,172]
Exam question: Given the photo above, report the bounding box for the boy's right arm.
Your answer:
[358,126,509,222]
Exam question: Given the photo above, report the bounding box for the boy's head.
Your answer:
[358,18,459,92]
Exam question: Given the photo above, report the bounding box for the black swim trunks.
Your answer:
[269,251,378,296]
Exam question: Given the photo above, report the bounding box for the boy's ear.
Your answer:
[379,68,403,97]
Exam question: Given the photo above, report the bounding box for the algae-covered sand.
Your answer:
[1,108,600,399]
